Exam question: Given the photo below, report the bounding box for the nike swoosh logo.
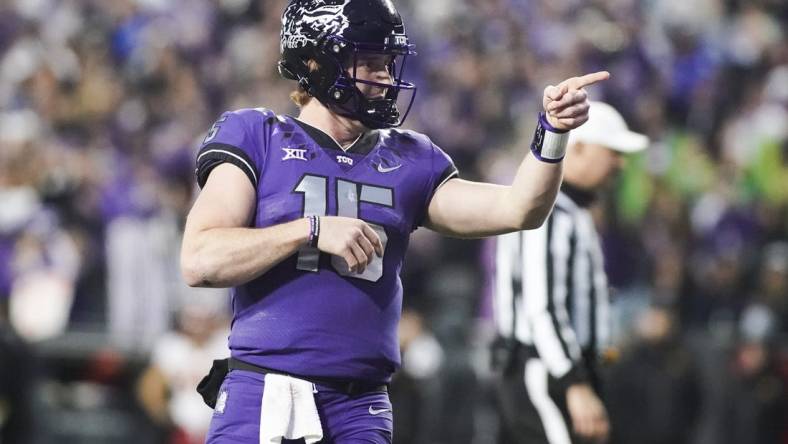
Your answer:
[368,406,391,415]
[376,164,402,173]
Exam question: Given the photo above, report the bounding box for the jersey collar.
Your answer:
[289,116,380,155]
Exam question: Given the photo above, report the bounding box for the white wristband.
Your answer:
[530,112,569,163]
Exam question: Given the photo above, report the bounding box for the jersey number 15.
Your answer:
[294,174,392,282]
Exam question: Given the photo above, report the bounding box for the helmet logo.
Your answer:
[281,0,351,50]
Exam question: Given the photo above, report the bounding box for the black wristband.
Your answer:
[307,215,320,247]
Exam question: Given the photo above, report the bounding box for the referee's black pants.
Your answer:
[495,352,600,444]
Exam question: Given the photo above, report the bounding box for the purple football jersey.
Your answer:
[195,108,457,383]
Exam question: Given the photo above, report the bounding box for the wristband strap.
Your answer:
[530,112,569,163]
[307,215,320,247]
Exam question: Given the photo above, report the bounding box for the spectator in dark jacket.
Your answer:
[605,306,702,444]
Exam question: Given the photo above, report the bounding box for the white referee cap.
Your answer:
[569,101,649,153]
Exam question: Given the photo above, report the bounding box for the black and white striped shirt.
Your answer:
[494,186,610,382]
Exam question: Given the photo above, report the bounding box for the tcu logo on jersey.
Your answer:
[282,147,308,161]
[336,155,354,166]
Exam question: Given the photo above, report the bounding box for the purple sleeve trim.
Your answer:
[539,112,569,134]
[530,148,565,164]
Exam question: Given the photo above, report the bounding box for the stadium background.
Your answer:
[0,0,786,443]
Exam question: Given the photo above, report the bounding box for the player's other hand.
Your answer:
[566,383,610,443]
[543,71,610,131]
[317,216,383,274]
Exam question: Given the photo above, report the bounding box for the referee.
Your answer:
[492,102,648,444]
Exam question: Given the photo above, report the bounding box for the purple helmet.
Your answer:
[278,0,417,129]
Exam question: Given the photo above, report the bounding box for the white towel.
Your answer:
[259,373,324,444]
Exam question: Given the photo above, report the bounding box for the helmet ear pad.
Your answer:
[307,39,355,105]
[279,38,352,104]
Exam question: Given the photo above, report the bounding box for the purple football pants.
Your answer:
[205,369,393,443]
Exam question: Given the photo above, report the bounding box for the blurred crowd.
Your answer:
[0,0,786,443]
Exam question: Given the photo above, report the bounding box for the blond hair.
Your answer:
[290,88,312,107]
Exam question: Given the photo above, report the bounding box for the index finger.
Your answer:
[564,71,610,90]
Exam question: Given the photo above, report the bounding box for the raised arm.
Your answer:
[425,72,609,238]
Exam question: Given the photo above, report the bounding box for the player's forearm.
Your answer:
[503,153,563,230]
[426,162,561,238]
[181,218,309,288]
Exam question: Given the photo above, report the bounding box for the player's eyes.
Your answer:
[357,56,392,71]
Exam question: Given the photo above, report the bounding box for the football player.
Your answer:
[180,1,608,443]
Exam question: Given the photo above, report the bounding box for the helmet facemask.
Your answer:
[319,34,417,129]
